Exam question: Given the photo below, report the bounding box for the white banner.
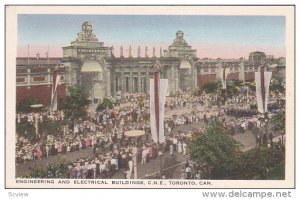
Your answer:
[221,68,229,89]
[255,72,272,113]
[264,72,272,112]
[150,79,168,143]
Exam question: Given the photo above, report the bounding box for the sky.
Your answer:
[17,15,286,59]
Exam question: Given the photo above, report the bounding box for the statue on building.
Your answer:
[137,46,141,58]
[77,22,97,41]
[129,46,133,58]
[172,30,188,46]
[120,46,124,58]
[152,47,156,58]
[160,47,163,57]
[145,46,149,58]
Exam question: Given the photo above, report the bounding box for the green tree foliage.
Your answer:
[16,98,40,113]
[202,81,222,94]
[61,86,90,121]
[187,125,241,178]
[270,79,285,94]
[265,161,285,180]
[96,97,115,111]
[272,111,285,132]
[23,162,69,178]
[187,125,285,179]
[226,80,242,97]
[233,146,284,179]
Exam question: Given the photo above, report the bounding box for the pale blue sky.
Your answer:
[18,15,285,58]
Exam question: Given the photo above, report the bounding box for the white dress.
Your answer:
[177,142,183,154]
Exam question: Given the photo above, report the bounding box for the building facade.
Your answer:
[62,22,198,100]
[16,57,66,106]
[16,22,286,106]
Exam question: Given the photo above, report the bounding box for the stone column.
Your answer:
[121,69,125,99]
[175,65,179,92]
[129,70,133,93]
[146,65,150,93]
[111,69,116,97]
[192,61,197,89]
[239,61,245,81]
[106,68,111,97]
[138,66,141,92]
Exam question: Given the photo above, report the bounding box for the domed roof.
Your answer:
[176,30,184,36]
[180,60,191,69]
[81,60,102,72]
[82,21,92,26]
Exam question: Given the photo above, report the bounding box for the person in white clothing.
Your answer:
[141,148,148,164]
[128,159,133,177]
[169,144,174,155]
[182,142,187,155]
[177,141,182,154]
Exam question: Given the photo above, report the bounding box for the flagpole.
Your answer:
[47,45,50,67]
[153,60,163,178]
[27,45,30,67]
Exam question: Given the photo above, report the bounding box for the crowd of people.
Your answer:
[15,84,286,179]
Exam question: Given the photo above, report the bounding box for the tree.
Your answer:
[202,81,222,94]
[234,146,285,179]
[187,125,241,179]
[187,125,285,180]
[226,80,242,97]
[272,111,285,132]
[23,161,69,178]
[96,97,115,111]
[270,79,285,94]
[61,86,90,122]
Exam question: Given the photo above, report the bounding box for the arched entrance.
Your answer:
[179,60,193,91]
[80,60,103,100]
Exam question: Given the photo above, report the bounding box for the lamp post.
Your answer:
[124,130,145,179]
[30,104,44,136]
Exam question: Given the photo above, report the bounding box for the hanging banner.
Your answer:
[150,79,168,143]
[255,71,272,113]
[221,67,230,89]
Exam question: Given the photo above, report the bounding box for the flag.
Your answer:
[150,79,168,143]
[50,70,61,112]
[255,69,272,113]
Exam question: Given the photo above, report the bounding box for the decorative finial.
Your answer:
[129,46,132,58]
[120,46,124,58]
[137,46,141,58]
[145,46,149,58]
[152,47,156,58]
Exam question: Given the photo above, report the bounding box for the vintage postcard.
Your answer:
[5,5,295,188]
